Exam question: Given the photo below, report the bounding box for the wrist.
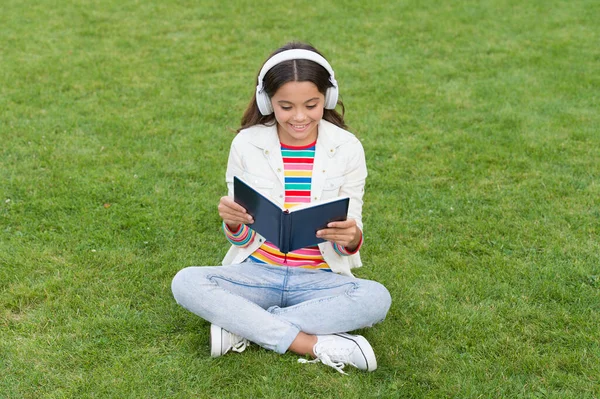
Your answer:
[224,222,242,233]
[338,229,363,255]
[350,229,363,249]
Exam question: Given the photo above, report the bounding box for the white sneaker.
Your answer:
[298,333,377,374]
[210,324,249,358]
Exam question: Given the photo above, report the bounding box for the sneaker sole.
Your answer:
[333,333,377,372]
[210,324,224,358]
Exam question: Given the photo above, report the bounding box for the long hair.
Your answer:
[238,42,347,133]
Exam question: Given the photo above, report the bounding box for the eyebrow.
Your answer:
[277,97,320,104]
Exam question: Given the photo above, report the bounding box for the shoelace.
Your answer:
[298,346,358,375]
[231,339,247,353]
[298,354,349,375]
[229,332,249,353]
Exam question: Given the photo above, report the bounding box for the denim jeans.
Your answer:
[171,262,392,354]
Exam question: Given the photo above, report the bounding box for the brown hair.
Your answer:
[237,42,347,132]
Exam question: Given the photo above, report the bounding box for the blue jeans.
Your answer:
[171,262,392,354]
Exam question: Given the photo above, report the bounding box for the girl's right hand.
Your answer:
[218,196,254,229]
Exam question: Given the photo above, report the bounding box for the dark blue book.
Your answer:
[233,176,350,254]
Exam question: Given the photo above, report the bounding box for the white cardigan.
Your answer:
[221,119,367,277]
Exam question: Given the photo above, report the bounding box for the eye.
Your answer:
[280,106,292,111]
[306,104,317,109]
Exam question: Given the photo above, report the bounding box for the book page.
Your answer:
[288,195,349,212]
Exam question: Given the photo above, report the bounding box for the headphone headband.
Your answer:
[255,49,339,115]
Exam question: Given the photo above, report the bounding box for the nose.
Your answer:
[294,109,306,121]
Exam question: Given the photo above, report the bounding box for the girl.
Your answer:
[171,42,391,374]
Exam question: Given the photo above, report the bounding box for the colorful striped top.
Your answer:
[223,140,362,269]
[281,142,314,208]
[249,141,329,270]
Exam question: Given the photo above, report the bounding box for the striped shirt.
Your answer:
[224,141,362,269]
[248,141,330,270]
[281,143,314,208]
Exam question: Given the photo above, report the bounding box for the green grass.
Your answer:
[1,0,599,397]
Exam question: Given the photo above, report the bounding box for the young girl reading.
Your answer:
[171,42,391,374]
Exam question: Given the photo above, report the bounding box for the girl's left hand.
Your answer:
[316,218,362,251]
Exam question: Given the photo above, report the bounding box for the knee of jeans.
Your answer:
[356,280,392,323]
[171,268,188,304]
[171,267,206,305]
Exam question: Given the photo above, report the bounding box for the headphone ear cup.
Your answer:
[256,88,273,115]
[324,86,339,109]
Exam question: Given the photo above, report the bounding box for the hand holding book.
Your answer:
[316,218,362,252]
[218,195,254,230]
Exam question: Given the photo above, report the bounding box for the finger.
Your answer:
[220,205,254,221]
[219,203,252,220]
[318,227,352,237]
[316,228,337,238]
[318,235,352,247]
[317,230,351,243]
[219,197,248,213]
[223,212,254,225]
[326,219,356,229]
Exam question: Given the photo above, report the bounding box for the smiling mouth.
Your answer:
[290,123,309,131]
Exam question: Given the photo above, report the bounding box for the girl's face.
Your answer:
[270,81,324,146]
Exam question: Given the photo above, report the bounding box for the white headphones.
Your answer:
[255,49,339,115]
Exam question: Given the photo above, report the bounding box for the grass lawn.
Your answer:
[1,0,599,397]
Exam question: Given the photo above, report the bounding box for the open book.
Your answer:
[233,176,349,254]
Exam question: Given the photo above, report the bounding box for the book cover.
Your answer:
[233,176,349,253]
